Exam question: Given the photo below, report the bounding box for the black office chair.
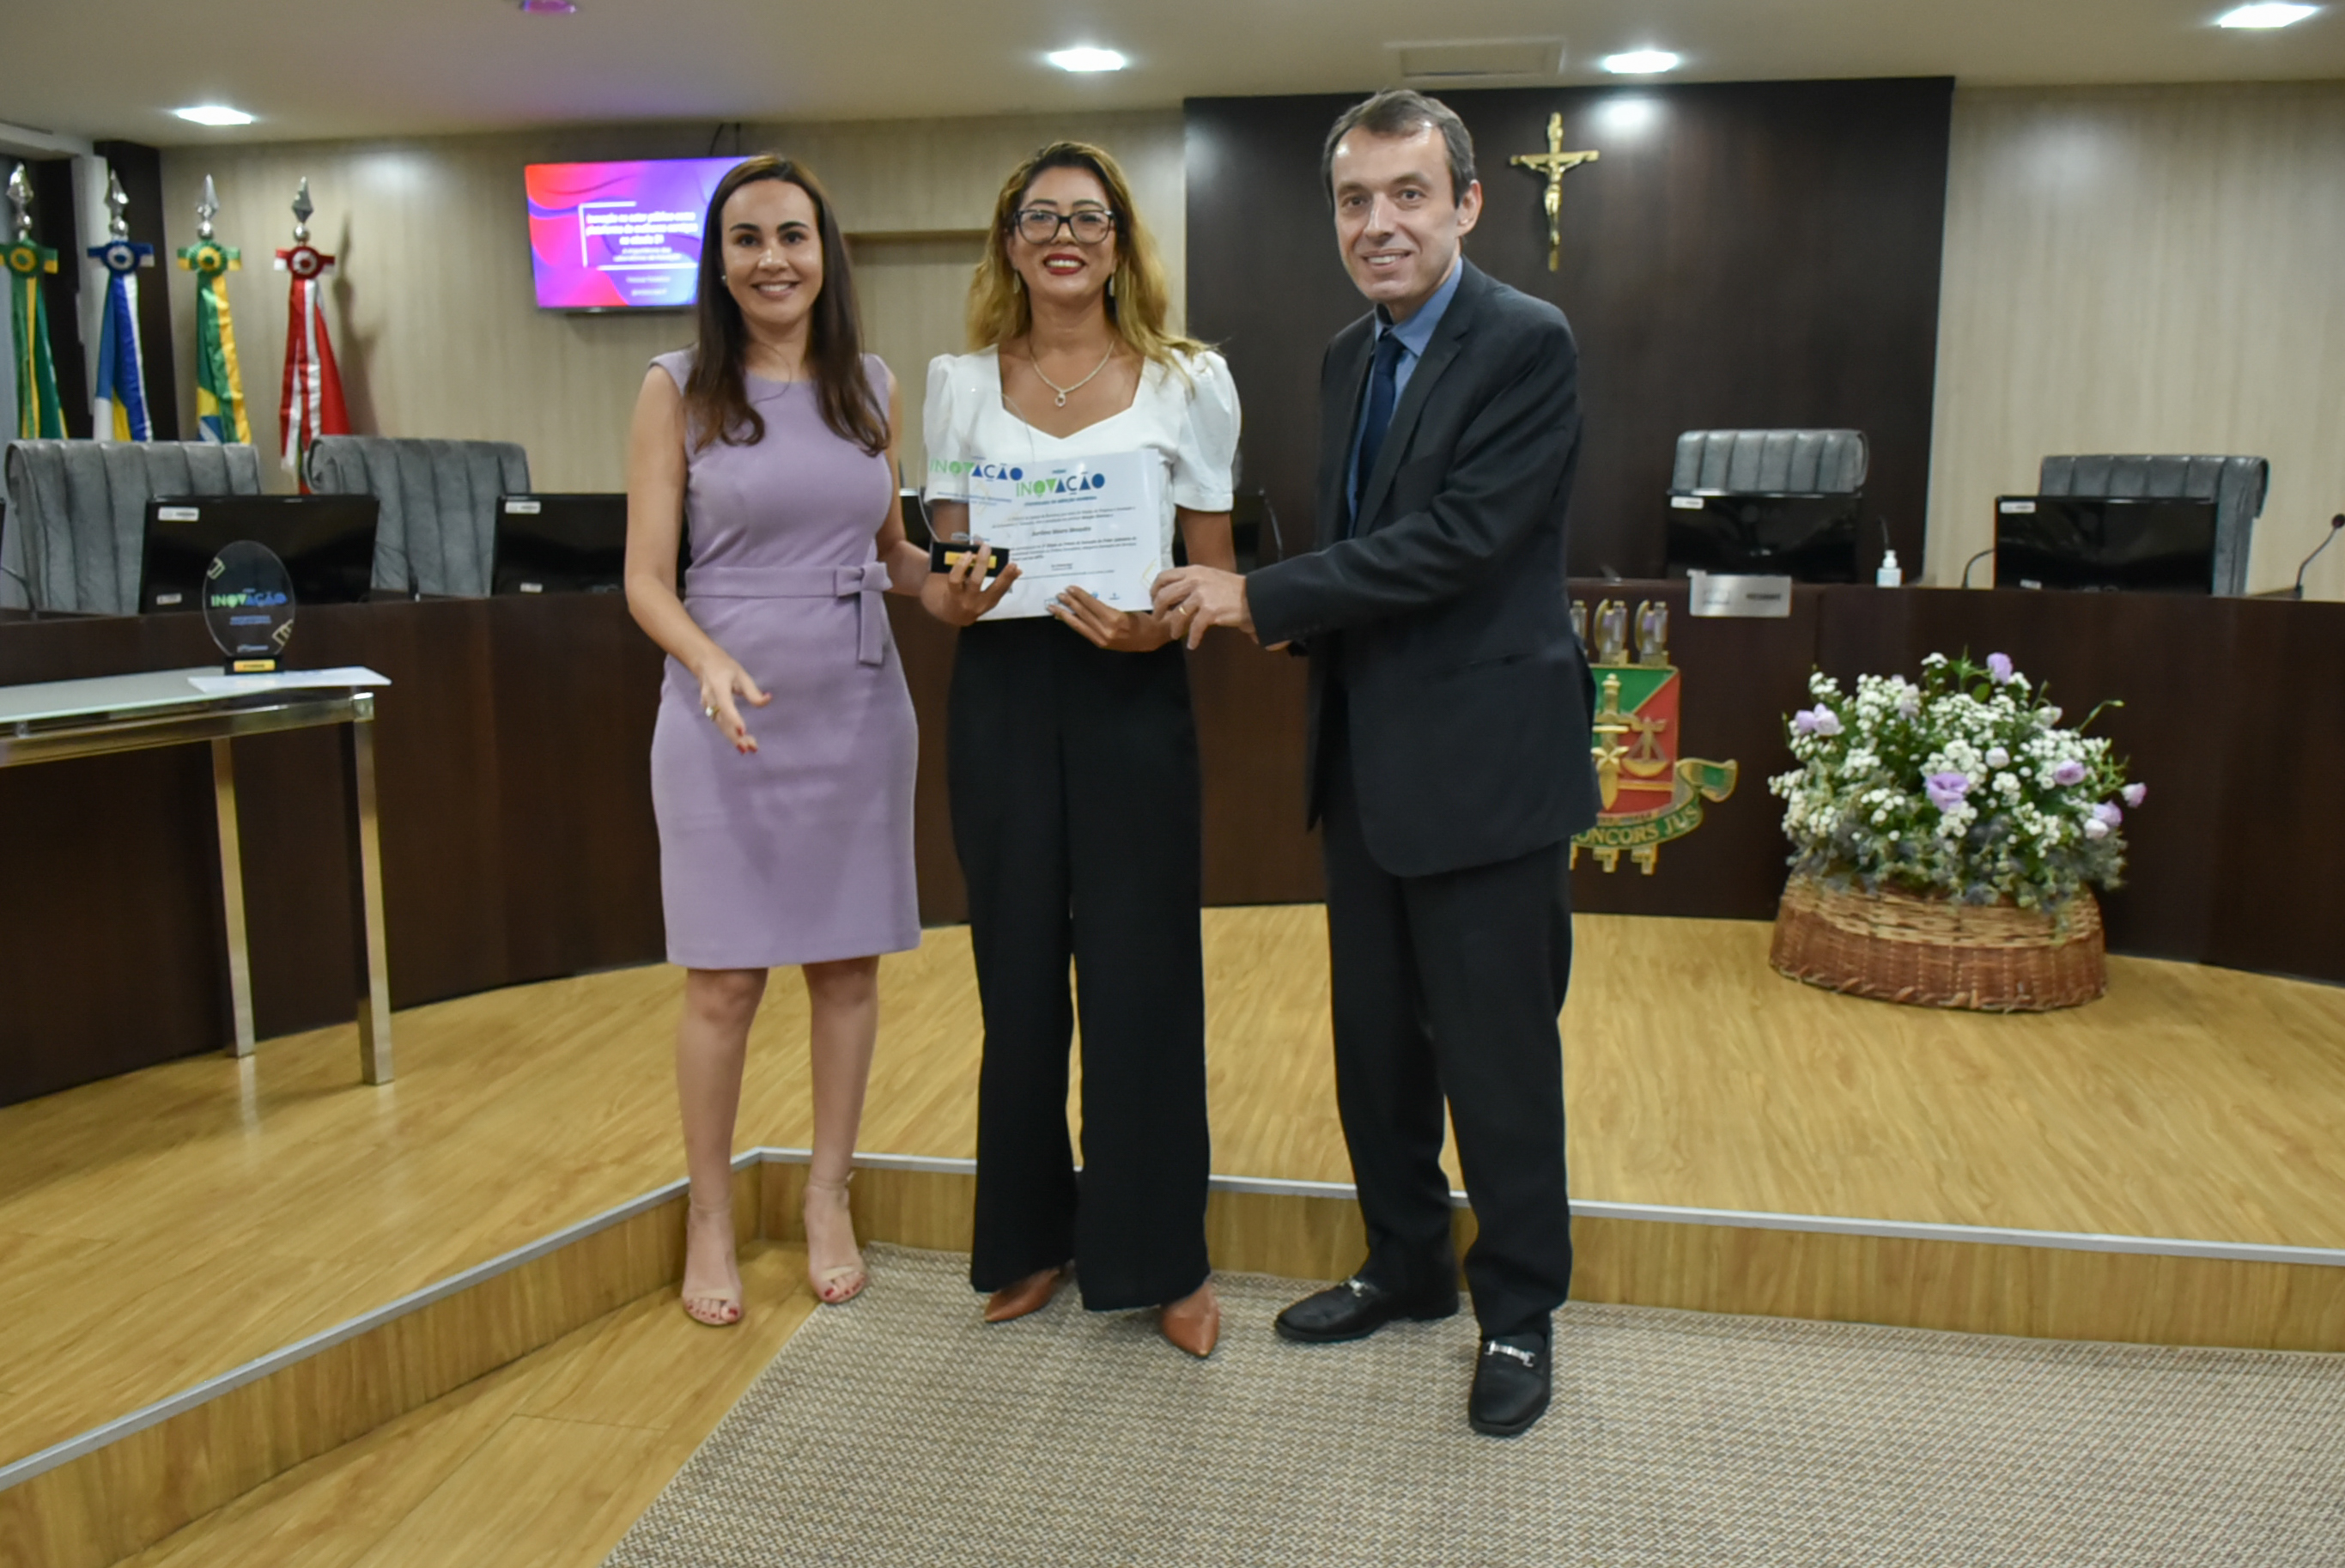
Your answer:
[1671,429,1868,495]
[1,440,265,614]
[307,435,531,598]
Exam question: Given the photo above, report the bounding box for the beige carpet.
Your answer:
[604,1246,2345,1566]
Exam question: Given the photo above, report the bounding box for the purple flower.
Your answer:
[2121,782,2147,807]
[2083,817,2111,842]
[1985,653,2014,684]
[2052,760,2086,787]
[1793,706,1843,738]
[1925,771,1971,812]
[2093,801,2123,827]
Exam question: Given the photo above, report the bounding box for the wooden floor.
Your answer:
[6,908,2345,1480]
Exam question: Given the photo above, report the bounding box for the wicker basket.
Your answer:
[1769,872,2106,1012]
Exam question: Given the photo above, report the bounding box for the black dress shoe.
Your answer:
[1467,1331,1552,1437]
[1274,1276,1459,1344]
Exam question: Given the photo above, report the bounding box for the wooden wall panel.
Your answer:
[154,110,1183,495]
[1185,80,1954,583]
[1926,83,2345,599]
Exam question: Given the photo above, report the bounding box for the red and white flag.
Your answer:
[276,240,348,479]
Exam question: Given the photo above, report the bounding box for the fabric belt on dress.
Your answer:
[684,562,894,666]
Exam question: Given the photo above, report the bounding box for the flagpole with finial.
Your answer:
[4,163,66,439]
[88,168,158,441]
[178,175,252,443]
[275,176,349,478]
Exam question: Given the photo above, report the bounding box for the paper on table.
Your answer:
[186,666,393,696]
[964,449,1163,621]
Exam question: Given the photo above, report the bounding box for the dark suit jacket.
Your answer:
[1247,260,1601,878]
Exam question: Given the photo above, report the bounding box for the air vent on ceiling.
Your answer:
[1389,39,1566,82]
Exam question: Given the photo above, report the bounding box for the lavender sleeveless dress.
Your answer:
[649,351,918,969]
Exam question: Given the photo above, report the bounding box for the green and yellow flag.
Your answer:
[178,177,251,443]
[5,162,64,440]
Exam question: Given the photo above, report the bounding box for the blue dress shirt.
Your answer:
[1345,256,1465,518]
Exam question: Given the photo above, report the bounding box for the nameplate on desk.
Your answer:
[504,499,542,514]
[1669,495,1706,510]
[1686,570,1794,619]
[2000,499,2037,514]
[157,505,200,522]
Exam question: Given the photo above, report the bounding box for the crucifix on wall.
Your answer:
[1510,112,1599,272]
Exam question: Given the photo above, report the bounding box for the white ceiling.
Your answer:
[5,0,2342,147]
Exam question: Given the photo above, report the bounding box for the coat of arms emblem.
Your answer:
[1570,598,1739,872]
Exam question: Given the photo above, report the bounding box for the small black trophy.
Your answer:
[204,541,296,673]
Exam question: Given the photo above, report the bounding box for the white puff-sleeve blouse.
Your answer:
[921,346,1242,559]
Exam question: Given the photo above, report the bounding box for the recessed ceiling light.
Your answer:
[173,106,256,126]
[1601,50,1682,75]
[2217,3,2318,24]
[1048,47,1127,72]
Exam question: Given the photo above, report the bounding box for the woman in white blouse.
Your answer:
[920,142,1238,1358]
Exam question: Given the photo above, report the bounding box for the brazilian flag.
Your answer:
[179,236,252,442]
[4,233,64,439]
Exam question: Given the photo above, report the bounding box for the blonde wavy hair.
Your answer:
[967,142,1203,371]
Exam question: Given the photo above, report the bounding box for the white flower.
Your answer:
[2083,817,2110,841]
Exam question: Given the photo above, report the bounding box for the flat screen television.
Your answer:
[525,157,742,311]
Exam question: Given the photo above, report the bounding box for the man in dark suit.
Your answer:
[1153,88,1598,1437]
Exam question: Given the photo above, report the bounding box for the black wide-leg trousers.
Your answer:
[1319,694,1576,1339]
[948,617,1211,1311]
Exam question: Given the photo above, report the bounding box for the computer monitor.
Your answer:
[1664,493,1862,584]
[494,493,695,594]
[141,495,380,612]
[1994,495,2220,593]
[494,493,629,594]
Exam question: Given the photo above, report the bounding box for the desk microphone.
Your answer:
[2292,514,2344,600]
[1959,546,1995,590]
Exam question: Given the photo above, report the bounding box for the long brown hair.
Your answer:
[966,142,1201,371]
[683,155,888,456]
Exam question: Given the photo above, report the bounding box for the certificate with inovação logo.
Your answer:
[952,450,1162,622]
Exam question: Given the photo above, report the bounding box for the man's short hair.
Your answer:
[1321,89,1477,204]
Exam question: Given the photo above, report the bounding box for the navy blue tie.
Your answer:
[1349,331,1406,535]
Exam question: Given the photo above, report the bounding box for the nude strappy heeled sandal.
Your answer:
[802,1174,866,1305]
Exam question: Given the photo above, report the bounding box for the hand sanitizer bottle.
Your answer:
[1875,548,1904,588]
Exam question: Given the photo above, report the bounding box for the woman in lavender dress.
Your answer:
[624,156,929,1326]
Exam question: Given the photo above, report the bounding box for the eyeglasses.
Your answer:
[1011,208,1117,246]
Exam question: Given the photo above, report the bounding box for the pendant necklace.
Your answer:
[1030,343,1115,408]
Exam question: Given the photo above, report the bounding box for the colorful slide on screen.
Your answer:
[525,157,742,310]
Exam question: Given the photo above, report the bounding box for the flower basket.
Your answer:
[1767,651,2141,1012]
[1769,872,2106,1012]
